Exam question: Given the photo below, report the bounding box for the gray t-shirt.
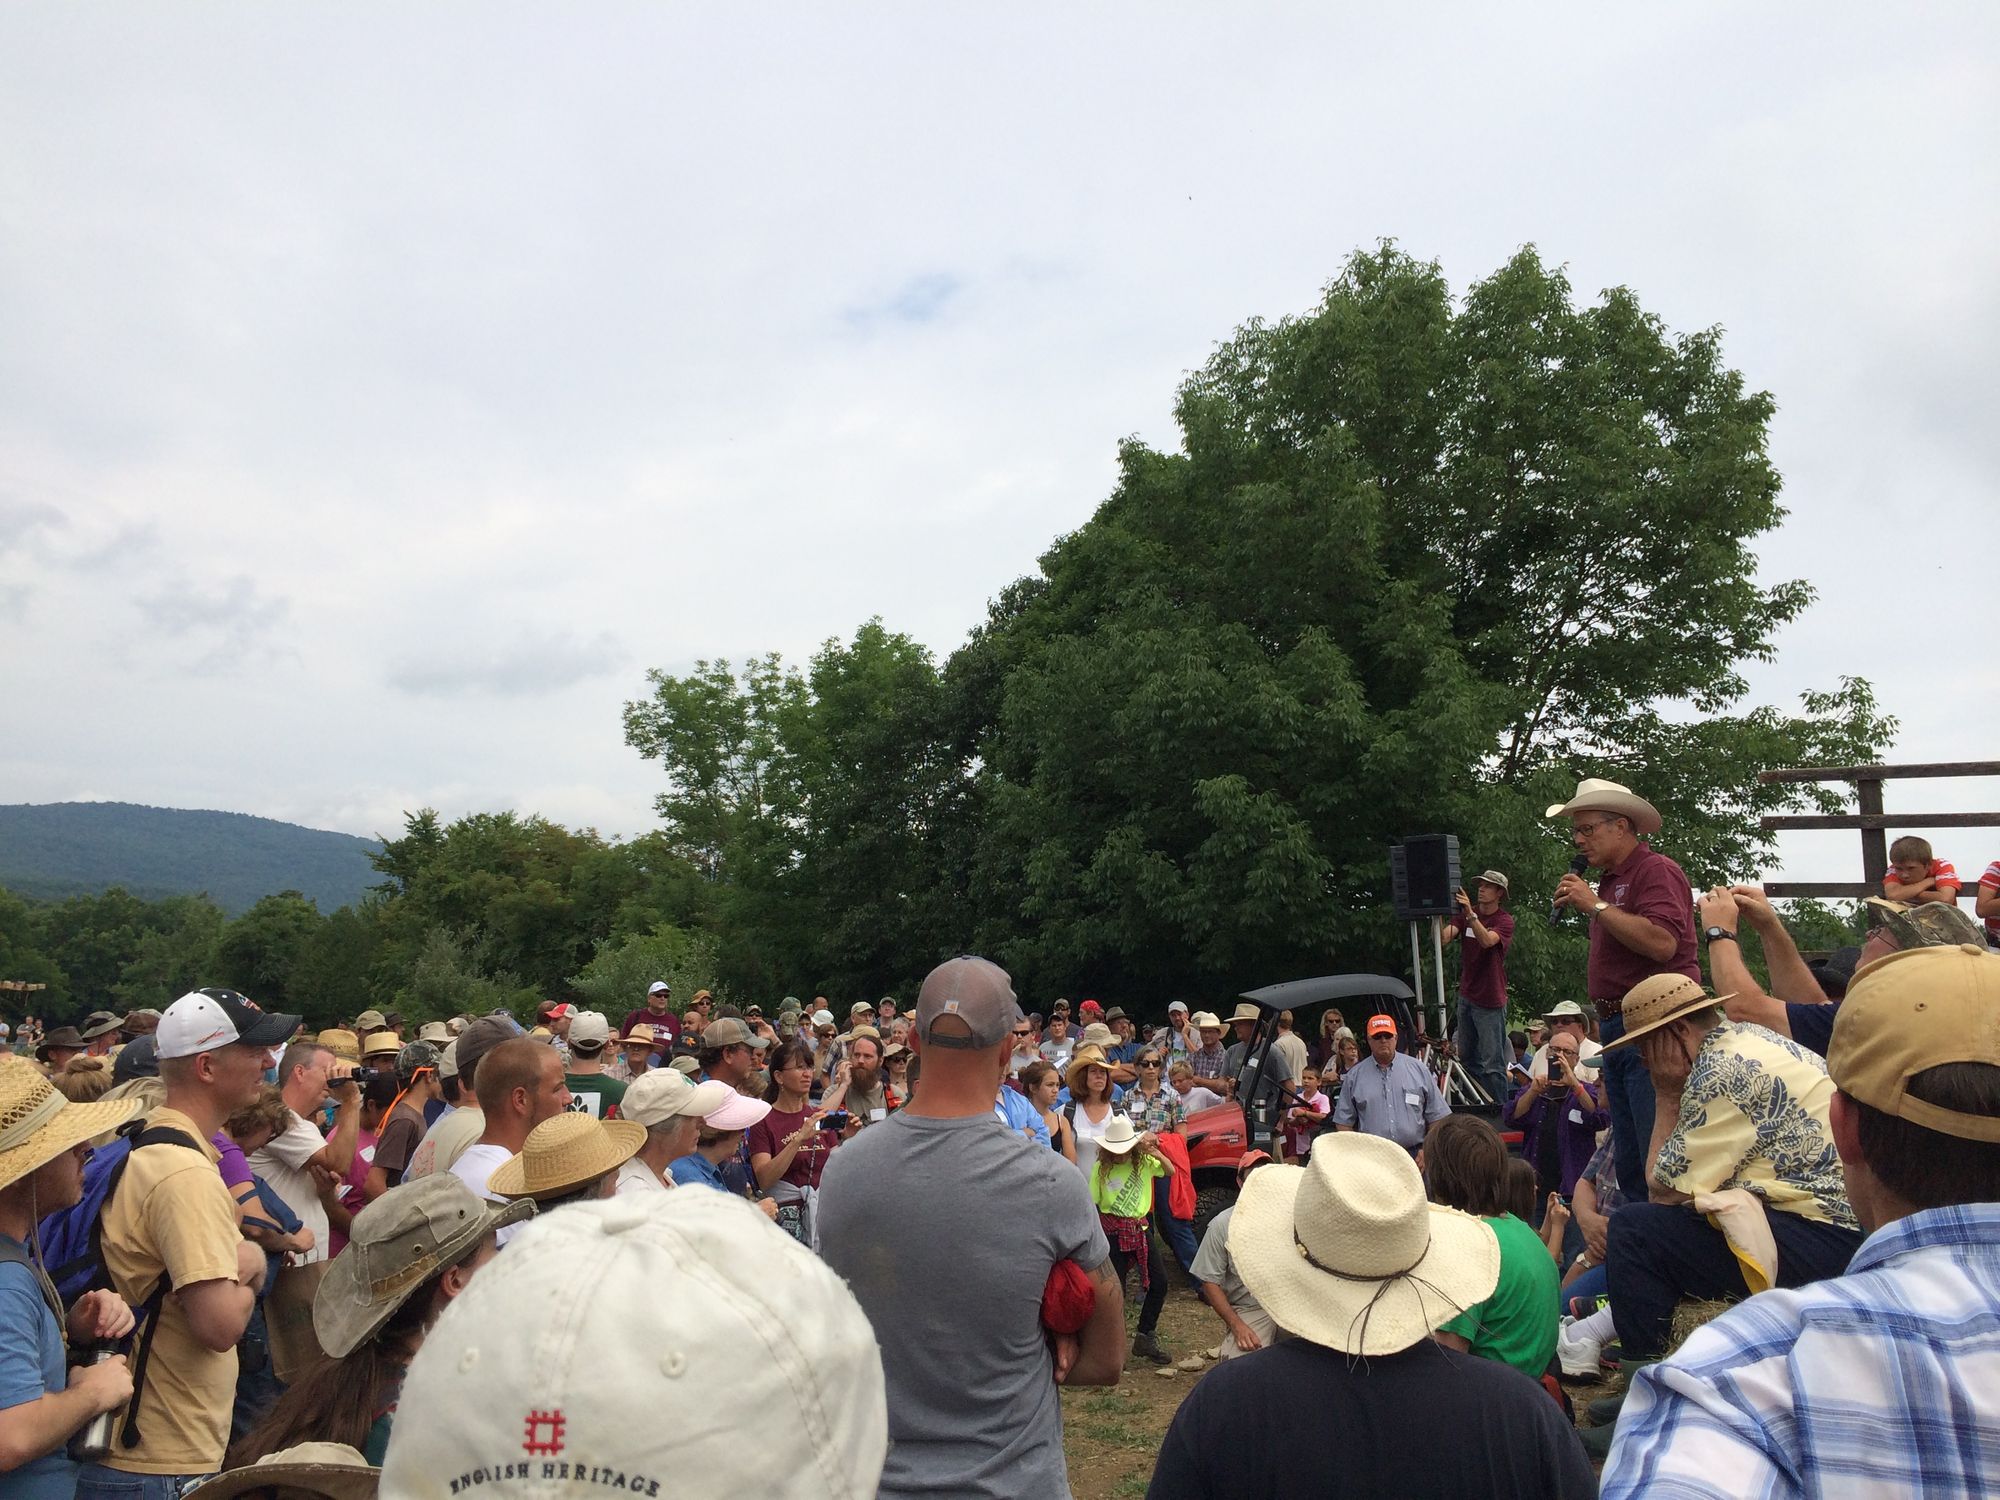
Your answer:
[1189,1204,1253,1313]
[818,1109,1110,1500]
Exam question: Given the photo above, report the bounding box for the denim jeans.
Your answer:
[1454,1001,1508,1106]
[1595,1011,1656,1201]
[1152,1176,1197,1273]
[1607,1201,1863,1358]
[78,1465,215,1500]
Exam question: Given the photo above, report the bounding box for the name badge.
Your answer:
[1404,1091,1422,1108]
[1568,1108,1585,1125]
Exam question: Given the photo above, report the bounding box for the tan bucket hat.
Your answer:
[314,1175,534,1357]
[185,1443,378,1500]
[1544,776,1662,836]
[0,1058,145,1191]
[1228,1131,1499,1356]
[1599,974,1733,1051]
[487,1112,647,1202]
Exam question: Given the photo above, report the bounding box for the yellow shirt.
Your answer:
[100,1106,246,1474]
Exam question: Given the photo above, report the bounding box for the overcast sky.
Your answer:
[3,4,1995,886]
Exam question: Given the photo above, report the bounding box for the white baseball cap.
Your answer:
[157,989,298,1060]
[811,1009,836,1029]
[568,1010,612,1048]
[647,980,671,996]
[621,1069,733,1128]
[1167,1001,1188,1014]
[380,1193,886,1500]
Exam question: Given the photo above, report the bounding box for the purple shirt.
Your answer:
[1449,909,1515,1009]
[211,1131,254,1191]
[1509,1084,1610,1196]
[1585,842,1700,1001]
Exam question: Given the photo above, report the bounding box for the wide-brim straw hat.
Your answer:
[185,1443,378,1500]
[1229,1132,1499,1356]
[315,1176,535,1357]
[487,1112,647,1201]
[1544,776,1662,836]
[0,1058,146,1191]
[1600,974,1732,1052]
[1065,1045,1112,1098]
[318,1028,362,1063]
[1096,1114,1144,1157]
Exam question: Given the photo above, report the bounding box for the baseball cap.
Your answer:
[1829,944,2000,1143]
[454,1015,524,1080]
[1367,1015,1398,1039]
[914,956,1020,1051]
[702,1018,769,1052]
[113,1034,160,1083]
[647,981,671,997]
[848,1001,874,1019]
[568,1010,613,1048]
[702,1090,772,1133]
[1168,1001,1189,1014]
[157,989,299,1060]
[622,1069,733,1128]
[396,1041,441,1079]
[811,1009,836,1029]
[354,1009,388,1032]
[437,1039,461,1080]
[379,1193,886,1500]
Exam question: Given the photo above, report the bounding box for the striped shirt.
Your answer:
[1981,860,2000,940]
[1602,1203,2000,1499]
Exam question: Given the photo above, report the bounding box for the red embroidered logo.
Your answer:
[523,1410,566,1456]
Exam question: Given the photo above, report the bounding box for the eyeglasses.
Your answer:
[1571,817,1618,837]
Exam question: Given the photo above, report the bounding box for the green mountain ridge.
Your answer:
[0,802,382,915]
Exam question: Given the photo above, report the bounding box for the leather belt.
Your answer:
[1591,998,1623,1022]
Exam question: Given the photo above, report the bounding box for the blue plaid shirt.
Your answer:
[1602,1202,2000,1499]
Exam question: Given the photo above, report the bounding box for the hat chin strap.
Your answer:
[1291,1227,1467,1362]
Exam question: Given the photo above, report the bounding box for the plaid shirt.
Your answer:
[1602,1203,2000,1499]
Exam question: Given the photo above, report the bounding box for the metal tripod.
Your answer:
[1408,916,1495,1110]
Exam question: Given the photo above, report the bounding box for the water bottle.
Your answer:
[67,1346,120,1463]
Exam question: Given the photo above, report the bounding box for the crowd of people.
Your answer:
[2,778,1998,1499]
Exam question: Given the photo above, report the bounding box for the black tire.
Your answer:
[1192,1176,1237,1243]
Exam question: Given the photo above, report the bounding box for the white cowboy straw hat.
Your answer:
[1095,1114,1144,1158]
[1599,974,1733,1052]
[1544,776,1662,836]
[487,1112,648,1201]
[0,1057,145,1192]
[1228,1132,1499,1357]
[185,1443,378,1500]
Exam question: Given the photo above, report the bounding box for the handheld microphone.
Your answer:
[1550,853,1591,926]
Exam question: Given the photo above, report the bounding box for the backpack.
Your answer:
[34,1116,205,1451]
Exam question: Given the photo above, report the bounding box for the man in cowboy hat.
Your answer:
[0,1060,144,1495]
[1442,870,1516,1106]
[1591,972,1862,1416]
[1223,1002,1298,1109]
[1149,1132,1594,1497]
[1548,774,1701,1200]
[33,1026,85,1074]
[1528,1000,1604,1079]
[1603,943,2000,1498]
[820,956,1125,1500]
[1332,1015,1450,1152]
[1189,1011,1228,1081]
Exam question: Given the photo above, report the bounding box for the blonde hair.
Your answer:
[53,1056,112,1102]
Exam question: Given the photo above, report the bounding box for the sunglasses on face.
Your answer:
[1139,1059,1162,1069]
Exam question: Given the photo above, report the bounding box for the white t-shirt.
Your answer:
[1178,1085,1228,1114]
[1070,1101,1114,1181]
[1529,1037,1604,1080]
[406,1106,485,1182]
[449,1143,526,1244]
[615,1157,670,1196]
[247,1111,335,1265]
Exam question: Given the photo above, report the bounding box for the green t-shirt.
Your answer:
[1090,1154,1169,1218]
[1440,1212,1559,1380]
[564,1072,628,1120]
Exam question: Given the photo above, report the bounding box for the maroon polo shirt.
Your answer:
[620,1006,682,1046]
[1450,909,1515,1009]
[1585,842,1700,1001]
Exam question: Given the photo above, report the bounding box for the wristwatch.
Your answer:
[1705,926,1738,944]
[1591,900,1609,915]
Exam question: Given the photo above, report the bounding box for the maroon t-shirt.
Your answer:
[746,1105,837,1190]
[620,1007,682,1046]
[1450,909,1515,1009]
[1585,842,1701,1001]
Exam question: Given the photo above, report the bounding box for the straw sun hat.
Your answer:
[487,1111,647,1201]
[1228,1131,1498,1357]
[1598,974,1733,1052]
[0,1058,145,1192]
[1064,1046,1113,1098]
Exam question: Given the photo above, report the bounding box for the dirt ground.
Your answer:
[1059,1278,1624,1500]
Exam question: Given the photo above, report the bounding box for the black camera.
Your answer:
[823,1110,851,1130]
[340,1066,384,1088]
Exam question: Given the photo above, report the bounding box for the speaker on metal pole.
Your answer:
[1389,834,1461,920]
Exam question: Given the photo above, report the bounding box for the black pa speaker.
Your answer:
[1390,834,1460,920]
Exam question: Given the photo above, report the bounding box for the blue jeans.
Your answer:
[1596,1011,1656,1201]
[78,1466,214,1500]
[1566,1261,1608,1308]
[1454,1001,1508,1106]
[1152,1176,1197,1273]
[1607,1201,1863,1359]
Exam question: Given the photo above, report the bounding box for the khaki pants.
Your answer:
[263,1260,329,1382]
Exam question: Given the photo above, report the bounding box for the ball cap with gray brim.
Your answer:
[379,1192,886,1500]
[701,1017,769,1051]
[1228,1130,1499,1356]
[915,955,1021,1050]
[1544,776,1663,837]
[156,989,300,1060]
[354,1009,389,1032]
[1599,974,1734,1052]
[184,1442,378,1500]
[1828,943,2000,1143]
[622,1068,734,1127]
[314,1175,534,1358]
